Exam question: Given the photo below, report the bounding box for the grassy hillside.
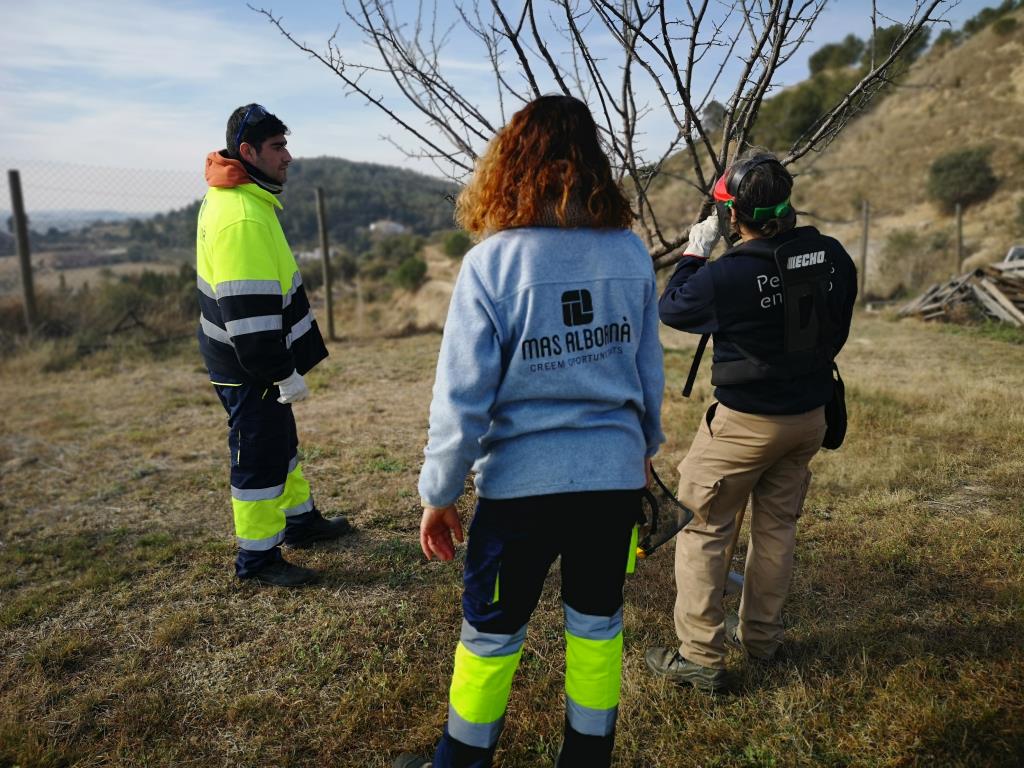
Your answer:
[1,313,1022,767]
[793,8,1024,291]
[36,156,458,263]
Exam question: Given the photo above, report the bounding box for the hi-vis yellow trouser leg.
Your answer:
[214,383,314,552]
[433,491,639,768]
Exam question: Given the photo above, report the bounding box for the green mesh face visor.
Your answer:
[723,197,792,221]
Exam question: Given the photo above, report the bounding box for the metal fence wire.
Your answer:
[1,158,207,298]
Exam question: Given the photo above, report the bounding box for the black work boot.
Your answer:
[392,754,431,768]
[284,508,354,549]
[240,557,319,587]
[645,647,727,692]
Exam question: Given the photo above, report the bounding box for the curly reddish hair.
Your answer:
[455,95,633,237]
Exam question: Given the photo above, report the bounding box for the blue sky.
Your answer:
[0,0,990,210]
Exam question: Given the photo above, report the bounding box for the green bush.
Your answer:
[993,16,1020,36]
[926,148,998,213]
[390,257,427,291]
[752,23,930,150]
[299,260,324,294]
[808,34,864,74]
[442,230,472,258]
[933,28,964,48]
[964,1,1023,36]
[876,228,952,298]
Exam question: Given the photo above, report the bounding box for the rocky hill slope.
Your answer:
[642,8,1024,297]
[794,8,1024,294]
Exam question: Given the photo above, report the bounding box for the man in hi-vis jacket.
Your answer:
[196,104,351,586]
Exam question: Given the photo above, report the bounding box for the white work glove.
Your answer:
[683,216,721,258]
[275,370,309,404]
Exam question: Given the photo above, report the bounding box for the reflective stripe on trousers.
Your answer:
[213,380,314,551]
[232,460,314,549]
[446,620,527,748]
[564,604,622,737]
[433,491,640,768]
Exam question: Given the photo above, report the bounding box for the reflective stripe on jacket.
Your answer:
[196,180,327,384]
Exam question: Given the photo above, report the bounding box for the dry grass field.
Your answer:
[1,312,1022,767]
[0,255,184,298]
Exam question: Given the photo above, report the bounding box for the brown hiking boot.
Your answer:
[645,647,727,692]
[725,612,776,663]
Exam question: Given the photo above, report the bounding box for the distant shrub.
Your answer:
[442,230,472,258]
[933,28,964,49]
[808,34,864,74]
[963,0,1023,36]
[299,260,324,294]
[390,256,427,291]
[360,233,425,279]
[926,148,997,213]
[863,24,930,70]
[876,228,950,297]
[0,263,198,367]
[992,16,1019,36]
[751,23,930,149]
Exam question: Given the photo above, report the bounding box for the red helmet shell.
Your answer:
[713,172,733,203]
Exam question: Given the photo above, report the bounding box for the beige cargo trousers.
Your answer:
[674,402,826,668]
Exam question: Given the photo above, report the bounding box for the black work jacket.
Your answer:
[659,226,857,414]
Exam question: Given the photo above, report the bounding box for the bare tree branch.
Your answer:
[254,0,956,265]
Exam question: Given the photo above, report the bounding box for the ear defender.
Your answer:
[712,155,792,222]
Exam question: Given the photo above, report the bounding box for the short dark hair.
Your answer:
[226,104,289,157]
[732,150,796,238]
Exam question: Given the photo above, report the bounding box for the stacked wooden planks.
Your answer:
[898,261,1024,326]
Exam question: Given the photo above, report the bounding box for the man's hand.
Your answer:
[684,216,721,259]
[645,457,653,488]
[275,370,309,404]
[420,504,464,561]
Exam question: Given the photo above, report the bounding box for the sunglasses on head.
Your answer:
[234,104,269,152]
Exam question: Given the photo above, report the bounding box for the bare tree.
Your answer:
[253,0,954,268]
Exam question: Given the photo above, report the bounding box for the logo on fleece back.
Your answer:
[520,288,631,369]
[561,289,594,326]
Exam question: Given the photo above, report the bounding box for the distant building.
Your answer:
[369,219,409,237]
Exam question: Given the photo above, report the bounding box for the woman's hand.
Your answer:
[420,504,464,561]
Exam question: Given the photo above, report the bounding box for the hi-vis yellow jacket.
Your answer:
[196,151,327,384]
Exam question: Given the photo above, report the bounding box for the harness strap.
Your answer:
[682,333,711,398]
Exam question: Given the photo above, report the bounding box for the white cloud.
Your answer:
[2,0,991,199]
[0,0,292,82]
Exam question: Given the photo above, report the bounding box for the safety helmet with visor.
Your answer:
[713,154,792,242]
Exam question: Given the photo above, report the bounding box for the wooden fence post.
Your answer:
[859,199,869,305]
[8,170,37,333]
[314,187,336,341]
[356,276,364,335]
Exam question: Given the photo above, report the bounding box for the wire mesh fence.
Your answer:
[0,158,206,229]
[0,159,210,346]
[1,158,206,299]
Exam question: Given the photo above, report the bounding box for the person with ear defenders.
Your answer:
[645,151,857,691]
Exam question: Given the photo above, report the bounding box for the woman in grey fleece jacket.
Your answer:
[395,95,664,768]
